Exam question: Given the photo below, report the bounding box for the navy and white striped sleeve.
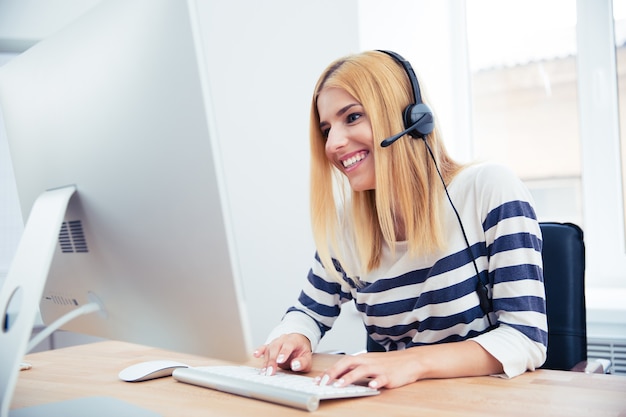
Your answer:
[471,165,548,377]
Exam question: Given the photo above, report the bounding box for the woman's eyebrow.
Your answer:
[319,103,361,129]
[336,103,360,117]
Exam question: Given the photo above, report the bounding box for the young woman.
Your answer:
[253,50,547,389]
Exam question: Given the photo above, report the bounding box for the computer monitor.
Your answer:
[0,0,253,413]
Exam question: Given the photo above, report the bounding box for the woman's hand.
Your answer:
[317,341,503,389]
[253,333,313,376]
[316,350,421,389]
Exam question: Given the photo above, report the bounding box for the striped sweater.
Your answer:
[267,163,547,378]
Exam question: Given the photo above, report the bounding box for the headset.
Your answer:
[378,50,434,147]
[378,50,494,327]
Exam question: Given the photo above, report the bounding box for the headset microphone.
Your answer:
[380,112,433,147]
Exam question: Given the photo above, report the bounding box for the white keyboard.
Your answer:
[172,365,379,412]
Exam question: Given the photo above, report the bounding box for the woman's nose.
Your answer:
[325,129,348,152]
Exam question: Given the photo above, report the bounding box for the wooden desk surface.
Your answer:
[11,340,626,416]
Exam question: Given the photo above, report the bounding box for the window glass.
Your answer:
[466,0,581,225]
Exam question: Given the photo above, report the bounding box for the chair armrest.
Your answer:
[570,359,612,374]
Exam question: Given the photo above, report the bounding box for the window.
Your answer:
[359,0,625,288]
[466,0,581,225]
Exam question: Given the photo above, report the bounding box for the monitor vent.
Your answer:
[43,294,80,306]
[58,220,89,253]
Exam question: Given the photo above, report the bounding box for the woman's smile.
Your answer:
[341,150,369,170]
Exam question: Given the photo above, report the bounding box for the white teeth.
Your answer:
[342,152,366,168]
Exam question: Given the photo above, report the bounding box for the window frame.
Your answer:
[576,0,625,289]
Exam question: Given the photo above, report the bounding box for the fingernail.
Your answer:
[333,378,345,387]
[369,380,379,388]
[291,360,301,371]
[320,374,330,386]
[276,354,285,363]
[265,366,273,376]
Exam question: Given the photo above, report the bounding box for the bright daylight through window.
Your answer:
[466,0,582,226]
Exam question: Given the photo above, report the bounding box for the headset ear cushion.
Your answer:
[403,102,434,137]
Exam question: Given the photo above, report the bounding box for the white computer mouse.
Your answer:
[118,360,189,382]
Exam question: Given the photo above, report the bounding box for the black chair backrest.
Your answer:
[540,222,587,370]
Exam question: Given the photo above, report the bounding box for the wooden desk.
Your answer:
[11,341,626,416]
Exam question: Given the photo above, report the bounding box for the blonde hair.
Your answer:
[309,51,463,281]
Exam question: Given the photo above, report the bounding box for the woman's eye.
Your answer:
[347,112,362,123]
[322,127,330,138]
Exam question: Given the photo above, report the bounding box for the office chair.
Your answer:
[539,222,588,371]
[366,222,607,372]
[537,222,609,373]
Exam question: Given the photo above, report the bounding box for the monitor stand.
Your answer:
[0,185,76,417]
[0,186,161,417]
